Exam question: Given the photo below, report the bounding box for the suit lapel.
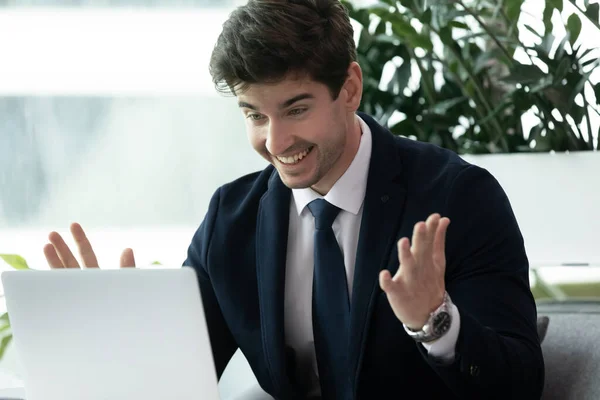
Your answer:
[256,169,297,398]
[349,113,407,393]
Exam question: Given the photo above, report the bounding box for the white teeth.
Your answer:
[277,147,311,165]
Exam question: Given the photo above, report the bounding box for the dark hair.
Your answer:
[209,0,356,99]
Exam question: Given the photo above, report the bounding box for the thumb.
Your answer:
[379,269,394,293]
[120,248,136,268]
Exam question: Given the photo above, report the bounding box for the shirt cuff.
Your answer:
[421,303,461,362]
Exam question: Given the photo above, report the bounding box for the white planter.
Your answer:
[462,151,600,266]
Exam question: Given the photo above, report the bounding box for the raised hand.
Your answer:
[44,222,135,269]
[379,213,451,330]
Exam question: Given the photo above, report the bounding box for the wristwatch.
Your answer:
[403,291,453,343]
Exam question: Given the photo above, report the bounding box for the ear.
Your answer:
[342,62,363,112]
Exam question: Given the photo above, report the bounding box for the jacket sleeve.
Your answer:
[183,187,239,380]
[419,164,544,399]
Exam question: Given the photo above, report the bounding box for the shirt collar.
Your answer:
[292,115,373,216]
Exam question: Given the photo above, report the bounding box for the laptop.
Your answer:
[1,267,220,400]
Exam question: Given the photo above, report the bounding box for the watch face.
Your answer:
[432,311,452,336]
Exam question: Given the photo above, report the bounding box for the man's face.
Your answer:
[237,69,361,194]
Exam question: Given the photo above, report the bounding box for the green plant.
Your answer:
[343,0,600,153]
[0,254,30,361]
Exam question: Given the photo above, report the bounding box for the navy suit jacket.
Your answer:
[183,113,544,399]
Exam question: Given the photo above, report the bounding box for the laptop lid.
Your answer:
[1,267,220,400]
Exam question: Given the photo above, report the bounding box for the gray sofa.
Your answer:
[539,301,600,400]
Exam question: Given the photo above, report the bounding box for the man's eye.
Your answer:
[247,114,264,121]
[289,108,307,116]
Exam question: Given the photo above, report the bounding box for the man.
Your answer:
[44,0,544,398]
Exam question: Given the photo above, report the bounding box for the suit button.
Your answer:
[470,365,480,377]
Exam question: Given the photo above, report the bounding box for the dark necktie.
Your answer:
[307,199,351,400]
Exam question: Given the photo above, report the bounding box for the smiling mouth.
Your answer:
[275,146,314,165]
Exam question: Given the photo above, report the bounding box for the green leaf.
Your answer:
[582,56,600,68]
[390,118,413,137]
[566,14,582,46]
[347,8,372,28]
[502,64,547,84]
[473,48,505,74]
[428,133,444,147]
[585,3,599,24]
[410,34,434,51]
[543,4,554,35]
[549,0,564,12]
[576,47,598,63]
[594,82,600,102]
[397,0,419,12]
[553,58,570,84]
[357,27,373,50]
[567,73,592,112]
[421,8,432,25]
[540,33,556,56]
[505,0,523,23]
[365,2,395,17]
[529,126,553,151]
[528,124,543,141]
[438,26,454,46]
[448,21,469,30]
[523,24,543,39]
[0,254,30,270]
[569,103,586,125]
[511,88,533,111]
[456,32,487,42]
[554,33,571,60]
[374,18,387,35]
[385,60,412,93]
[527,76,553,95]
[0,313,9,325]
[373,34,401,45]
[340,0,352,11]
[390,15,419,38]
[0,334,12,361]
[426,97,468,114]
[478,100,512,127]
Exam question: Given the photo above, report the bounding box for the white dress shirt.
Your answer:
[283,116,461,395]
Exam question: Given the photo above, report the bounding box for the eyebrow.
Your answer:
[238,93,315,111]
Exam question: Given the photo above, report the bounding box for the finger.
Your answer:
[379,269,395,293]
[410,221,429,262]
[43,243,64,269]
[395,237,414,280]
[70,223,99,268]
[419,214,440,259]
[48,231,80,269]
[120,248,136,268]
[426,213,441,245]
[433,217,451,269]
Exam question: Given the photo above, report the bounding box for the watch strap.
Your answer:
[403,291,453,343]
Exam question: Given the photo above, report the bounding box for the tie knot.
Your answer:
[307,199,341,230]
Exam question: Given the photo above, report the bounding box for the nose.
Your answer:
[265,119,294,156]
